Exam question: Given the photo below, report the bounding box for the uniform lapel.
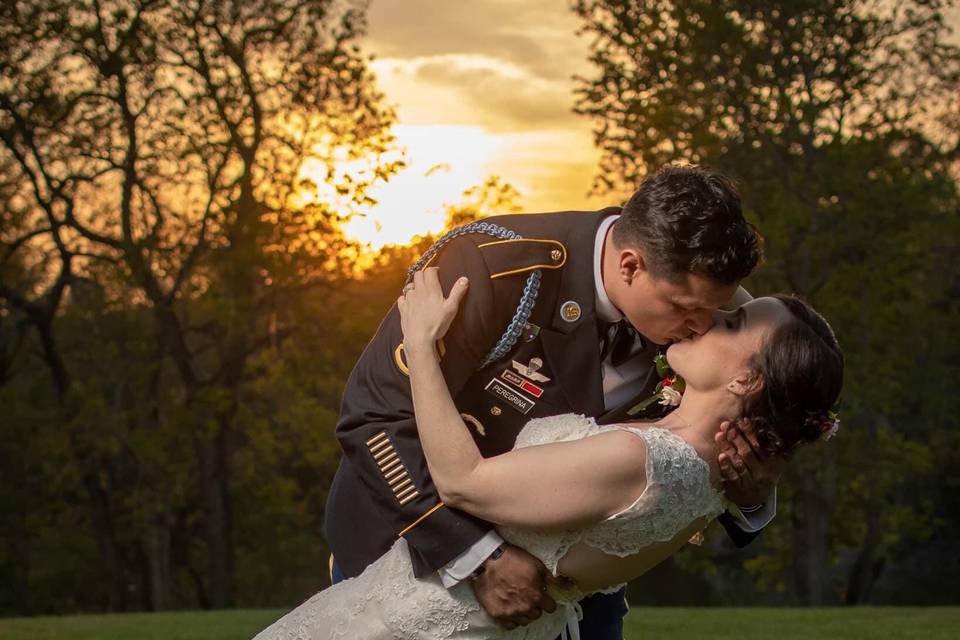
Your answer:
[540,322,605,417]
[536,210,617,418]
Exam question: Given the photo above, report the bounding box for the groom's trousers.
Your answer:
[577,589,627,639]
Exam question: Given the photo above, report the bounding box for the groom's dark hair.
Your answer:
[613,164,762,285]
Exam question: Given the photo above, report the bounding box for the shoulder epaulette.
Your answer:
[477,238,567,279]
[406,221,560,369]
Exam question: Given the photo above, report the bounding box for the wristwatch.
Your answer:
[469,543,506,580]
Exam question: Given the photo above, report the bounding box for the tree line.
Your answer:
[573,0,960,605]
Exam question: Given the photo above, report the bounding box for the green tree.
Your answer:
[0,0,399,610]
[573,0,960,604]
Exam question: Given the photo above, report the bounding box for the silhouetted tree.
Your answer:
[443,175,522,230]
[0,0,399,609]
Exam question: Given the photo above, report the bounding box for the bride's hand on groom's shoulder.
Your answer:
[716,418,786,506]
[398,267,469,357]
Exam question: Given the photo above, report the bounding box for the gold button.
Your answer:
[490,406,502,416]
[551,248,562,261]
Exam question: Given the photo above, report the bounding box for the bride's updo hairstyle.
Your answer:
[744,294,844,457]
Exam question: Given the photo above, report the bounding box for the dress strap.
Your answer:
[560,602,583,640]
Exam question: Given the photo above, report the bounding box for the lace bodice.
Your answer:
[254,413,725,640]
[498,413,725,587]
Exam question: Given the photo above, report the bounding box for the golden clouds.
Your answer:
[341,0,608,247]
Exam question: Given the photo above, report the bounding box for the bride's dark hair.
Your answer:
[744,294,844,457]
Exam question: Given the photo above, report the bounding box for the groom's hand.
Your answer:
[716,419,785,506]
[470,544,556,630]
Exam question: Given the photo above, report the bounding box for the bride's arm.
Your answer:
[399,268,648,531]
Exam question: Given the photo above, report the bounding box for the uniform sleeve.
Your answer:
[716,509,766,547]
[334,235,505,576]
[716,482,774,547]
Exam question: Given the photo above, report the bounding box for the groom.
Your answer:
[325,165,782,638]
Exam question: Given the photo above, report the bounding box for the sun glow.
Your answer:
[337,125,499,250]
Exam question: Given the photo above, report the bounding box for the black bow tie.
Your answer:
[600,319,644,367]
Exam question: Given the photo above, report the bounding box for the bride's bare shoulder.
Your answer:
[582,428,650,482]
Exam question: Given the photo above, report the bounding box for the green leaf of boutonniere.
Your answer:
[654,353,670,377]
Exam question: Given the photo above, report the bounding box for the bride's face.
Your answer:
[666,297,793,393]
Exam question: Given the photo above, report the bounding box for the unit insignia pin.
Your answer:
[522,322,541,343]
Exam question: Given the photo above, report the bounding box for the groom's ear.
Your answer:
[727,372,764,398]
[620,248,646,283]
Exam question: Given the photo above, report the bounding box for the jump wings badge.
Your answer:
[511,357,551,383]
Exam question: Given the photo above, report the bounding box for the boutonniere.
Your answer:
[627,353,686,416]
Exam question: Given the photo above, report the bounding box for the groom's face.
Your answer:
[611,250,738,345]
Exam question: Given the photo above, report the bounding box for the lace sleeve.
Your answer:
[578,427,724,558]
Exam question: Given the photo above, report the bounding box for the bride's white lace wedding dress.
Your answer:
[253,414,724,640]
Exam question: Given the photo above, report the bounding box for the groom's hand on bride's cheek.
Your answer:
[471,544,556,630]
[716,419,785,506]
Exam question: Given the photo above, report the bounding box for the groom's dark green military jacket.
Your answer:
[325,209,757,579]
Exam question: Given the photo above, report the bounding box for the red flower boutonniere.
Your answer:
[627,353,686,416]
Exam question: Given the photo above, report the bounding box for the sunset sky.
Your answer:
[342,0,608,248]
[343,1,960,249]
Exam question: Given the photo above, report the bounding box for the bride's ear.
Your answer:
[727,372,764,398]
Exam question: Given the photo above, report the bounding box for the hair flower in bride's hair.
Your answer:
[821,411,840,441]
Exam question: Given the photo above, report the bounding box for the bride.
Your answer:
[254,268,843,640]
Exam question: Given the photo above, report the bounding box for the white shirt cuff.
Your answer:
[725,487,777,533]
[439,531,505,588]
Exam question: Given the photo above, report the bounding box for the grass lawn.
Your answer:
[0,606,957,639]
[622,606,960,639]
[0,609,282,640]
